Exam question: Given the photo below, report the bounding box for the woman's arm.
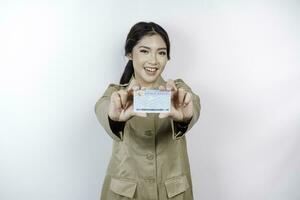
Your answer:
[171,79,201,139]
[95,81,146,141]
[95,84,125,141]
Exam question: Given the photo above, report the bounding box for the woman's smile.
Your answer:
[127,34,168,88]
[144,66,159,74]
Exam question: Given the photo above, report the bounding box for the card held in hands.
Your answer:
[133,89,171,113]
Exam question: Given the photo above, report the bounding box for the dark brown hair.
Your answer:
[120,22,171,84]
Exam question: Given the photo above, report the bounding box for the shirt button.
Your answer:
[145,177,155,184]
[144,130,153,136]
[146,153,154,160]
[148,179,155,184]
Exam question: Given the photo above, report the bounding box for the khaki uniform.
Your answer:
[95,76,201,200]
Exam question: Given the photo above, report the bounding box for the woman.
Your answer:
[95,21,201,200]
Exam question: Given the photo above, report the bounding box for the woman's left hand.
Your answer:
[158,79,193,122]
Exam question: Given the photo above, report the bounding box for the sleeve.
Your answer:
[170,79,201,140]
[94,84,125,142]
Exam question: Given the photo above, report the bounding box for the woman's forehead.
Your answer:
[135,34,166,48]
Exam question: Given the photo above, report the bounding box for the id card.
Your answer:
[133,90,171,113]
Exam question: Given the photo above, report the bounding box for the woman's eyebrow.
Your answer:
[138,46,167,50]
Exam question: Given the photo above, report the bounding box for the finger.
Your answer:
[158,85,166,90]
[118,90,128,109]
[134,112,147,117]
[158,112,170,118]
[159,108,177,119]
[127,81,140,100]
[166,79,177,91]
[111,92,122,110]
[166,80,178,101]
[127,79,140,92]
[132,85,140,91]
[183,92,192,106]
[125,103,146,118]
[178,88,187,106]
[124,100,132,110]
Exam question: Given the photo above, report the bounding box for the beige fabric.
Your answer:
[95,76,201,200]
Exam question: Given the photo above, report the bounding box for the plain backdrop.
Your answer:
[0,0,299,200]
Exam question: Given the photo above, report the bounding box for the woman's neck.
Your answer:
[139,82,155,89]
[133,76,157,89]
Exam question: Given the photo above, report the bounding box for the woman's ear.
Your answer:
[126,53,132,60]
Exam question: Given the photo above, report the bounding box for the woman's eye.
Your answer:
[159,51,166,56]
[140,50,148,54]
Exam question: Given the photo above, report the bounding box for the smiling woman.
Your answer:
[127,35,168,87]
[95,21,201,200]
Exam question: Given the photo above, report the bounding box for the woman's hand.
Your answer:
[108,80,146,122]
[158,79,194,122]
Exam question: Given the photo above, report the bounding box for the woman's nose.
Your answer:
[148,53,158,64]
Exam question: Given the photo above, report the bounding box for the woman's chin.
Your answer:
[144,75,159,82]
[139,78,158,87]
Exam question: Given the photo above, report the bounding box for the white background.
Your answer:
[0,0,299,200]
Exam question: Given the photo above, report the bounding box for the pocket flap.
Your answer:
[110,177,137,198]
[165,175,190,198]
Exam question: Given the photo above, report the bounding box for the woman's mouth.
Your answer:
[144,67,158,74]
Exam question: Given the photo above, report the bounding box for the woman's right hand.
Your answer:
[108,80,147,122]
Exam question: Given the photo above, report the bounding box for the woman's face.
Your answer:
[128,34,168,88]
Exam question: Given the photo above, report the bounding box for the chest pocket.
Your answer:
[110,177,137,199]
[165,175,190,199]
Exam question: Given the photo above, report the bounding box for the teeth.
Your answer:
[145,67,157,72]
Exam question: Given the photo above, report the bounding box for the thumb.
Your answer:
[158,112,170,119]
[133,112,147,118]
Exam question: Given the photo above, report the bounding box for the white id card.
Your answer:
[133,90,171,113]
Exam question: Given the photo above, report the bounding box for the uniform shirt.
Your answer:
[95,76,201,200]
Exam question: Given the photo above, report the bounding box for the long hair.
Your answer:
[120,22,171,84]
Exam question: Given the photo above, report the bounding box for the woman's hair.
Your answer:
[120,21,171,84]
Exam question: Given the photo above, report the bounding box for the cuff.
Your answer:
[171,117,193,139]
[108,116,126,140]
